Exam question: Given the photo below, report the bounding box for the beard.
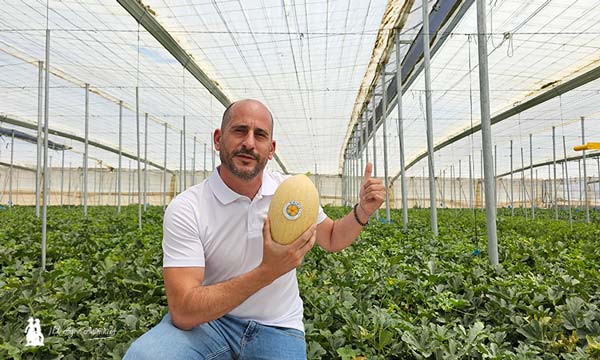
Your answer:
[219,144,268,181]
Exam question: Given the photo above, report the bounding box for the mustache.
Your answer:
[233,148,258,160]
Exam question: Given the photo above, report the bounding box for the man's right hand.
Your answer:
[260,217,317,282]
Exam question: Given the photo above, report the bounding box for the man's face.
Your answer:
[215,102,275,181]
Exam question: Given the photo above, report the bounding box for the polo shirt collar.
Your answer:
[209,167,277,204]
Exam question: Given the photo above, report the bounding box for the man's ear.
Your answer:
[214,129,221,151]
[268,140,276,160]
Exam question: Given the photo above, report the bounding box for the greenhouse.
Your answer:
[1,0,599,358]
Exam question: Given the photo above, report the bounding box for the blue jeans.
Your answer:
[123,313,307,359]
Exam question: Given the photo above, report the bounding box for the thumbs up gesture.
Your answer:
[358,162,386,217]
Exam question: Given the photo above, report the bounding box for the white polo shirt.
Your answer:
[162,168,327,331]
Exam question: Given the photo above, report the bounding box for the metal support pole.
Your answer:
[395,30,408,229]
[581,117,589,223]
[341,160,344,206]
[67,161,71,205]
[136,86,142,230]
[144,113,148,210]
[349,156,354,205]
[480,149,484,209]
[351,157,354,206]
[41,29,50,270]
[562,136,572,227]
[552,126,558,219]
[60,150,64,206]
[442,170,446,208]
[530,134,535,219]
[211,133,215,170]
[344,159,348,206]
[117,100,123,213]
[183,116,187,190]
[179,130,183,194]
[422,0,438,235]
[364,111,369,163]
[469,155,473,210]
[510,140,514,216]
[9,131,14,207]
[99,162,103,205]
[192,136,196,186]
[356,152,360,205]
[381,71,391,223]
[578,160,582,205]
[204,143,207,180]
[83,83,89,215]
[36,61,43,217]
[163,123,167,209]
[521,147,527,220]
[341,159,346,206]
[450,165,454,208]
[371,98,379,220]
[348,156,352,205]
[459,160,463,207]
[359,145,364,191]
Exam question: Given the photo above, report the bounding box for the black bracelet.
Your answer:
[353,204,368,226]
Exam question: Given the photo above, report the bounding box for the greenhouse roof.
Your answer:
[0,0,599,178]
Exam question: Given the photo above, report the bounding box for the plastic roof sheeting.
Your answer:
[0,0,599,180]
[1,0,388,175]
[369,0,600,183]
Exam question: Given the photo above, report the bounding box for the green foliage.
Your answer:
[300,208,600,359]
[0,206,166,359]
[1,206,599,359]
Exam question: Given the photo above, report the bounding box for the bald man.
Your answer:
[124,99,385,359]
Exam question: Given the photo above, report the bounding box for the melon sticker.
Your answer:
[283,201,302,220]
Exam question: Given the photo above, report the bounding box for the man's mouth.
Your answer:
[234,151,257,161]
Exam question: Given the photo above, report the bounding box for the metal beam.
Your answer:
[0,114,173,173]
[117,0,289,173]
[117,0,228,107]
[399,64,600,177]
[351,0,473,158]
[0,161,35,172]
[497,151,600,178]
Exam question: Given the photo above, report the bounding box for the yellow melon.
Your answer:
[268,174,320,245]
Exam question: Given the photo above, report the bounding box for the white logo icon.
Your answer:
[25,317,44,347]
[283,200,302,220]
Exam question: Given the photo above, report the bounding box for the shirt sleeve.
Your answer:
[162,197,205,267]
[317,205,328,224]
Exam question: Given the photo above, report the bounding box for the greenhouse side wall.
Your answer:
[1,166,599,209]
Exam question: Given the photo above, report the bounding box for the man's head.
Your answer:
[214,99,276,181]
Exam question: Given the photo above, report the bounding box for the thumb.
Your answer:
[363,162,373,182]
[262,217,272,245]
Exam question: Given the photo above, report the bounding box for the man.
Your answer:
[124,99,385,359]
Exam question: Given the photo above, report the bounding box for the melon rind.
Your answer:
[268,174,319,245]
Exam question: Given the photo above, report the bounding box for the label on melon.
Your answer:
[268,174,319,245]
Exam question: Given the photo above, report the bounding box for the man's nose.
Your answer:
[242,133,256,149]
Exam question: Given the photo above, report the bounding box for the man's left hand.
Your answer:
[358,162,386,217]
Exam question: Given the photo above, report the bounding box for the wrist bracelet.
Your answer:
[353,204,368,226]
